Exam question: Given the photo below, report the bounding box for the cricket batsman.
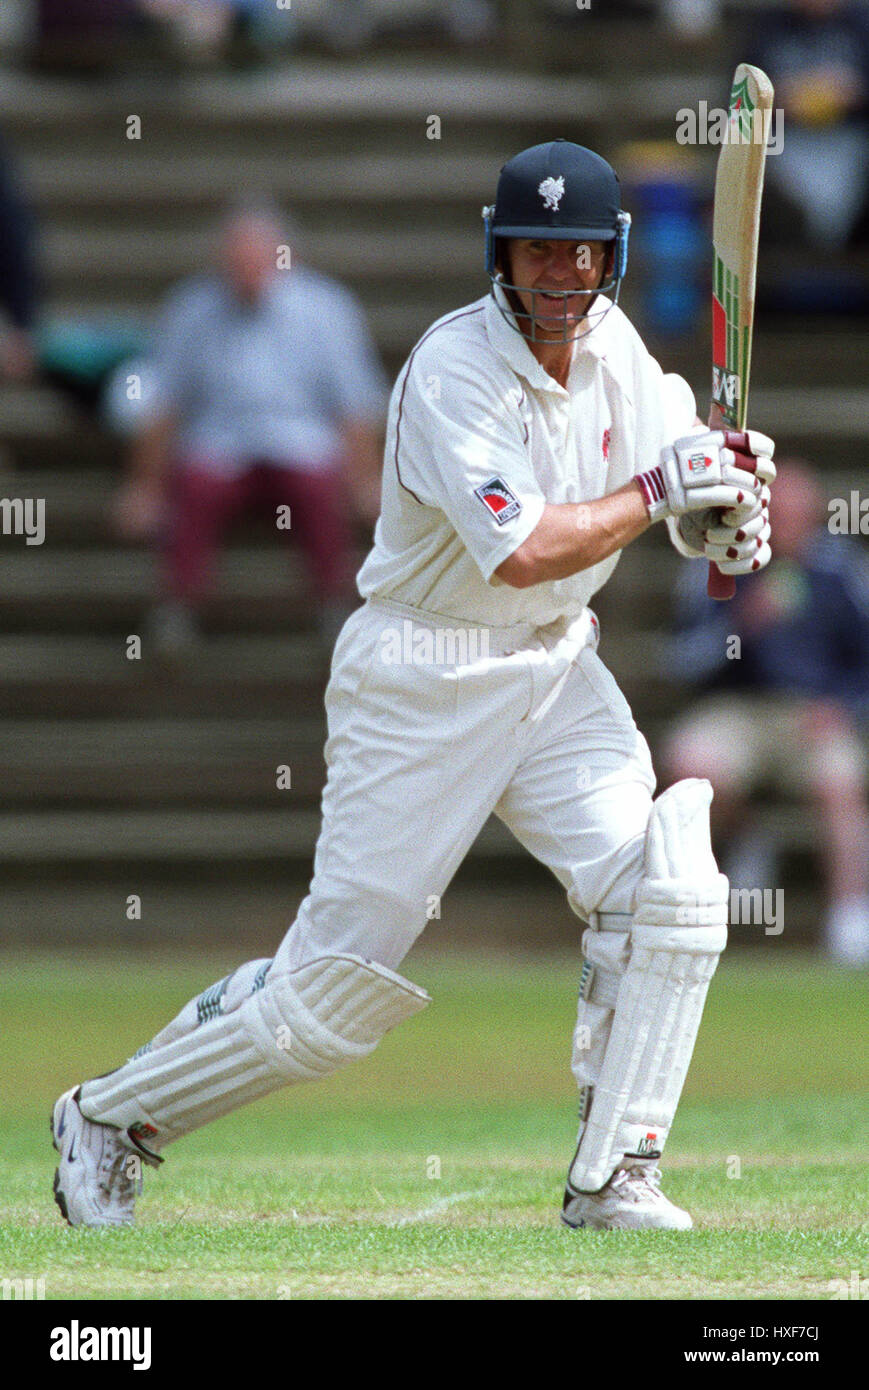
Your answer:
[52,141,775,1231]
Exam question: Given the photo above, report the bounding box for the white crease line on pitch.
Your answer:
[389,1188,488,1227]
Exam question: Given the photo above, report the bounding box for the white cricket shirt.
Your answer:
[356,286,697,628]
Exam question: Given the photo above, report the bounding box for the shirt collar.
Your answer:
[485,283,613,394]
[219,271,286,316]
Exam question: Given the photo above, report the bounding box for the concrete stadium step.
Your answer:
[0,469,112,540]
[0,466,373,557]
[0,717,326,806]
[0,870,592,948]
[39,224,480,292]
[0,874,821,947]
[0,542,322,608]
[0,632,330,715]
[0,805,518,869]
[26,152,503,215]
[0,63,721,141]
[0,387,114,466]
[0,591,323,641]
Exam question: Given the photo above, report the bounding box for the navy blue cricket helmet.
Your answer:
[482,140,631,340]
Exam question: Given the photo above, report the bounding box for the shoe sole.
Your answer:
[560,1211,587,1229]
[50,1105,73,1227]
[52,1167,71,1225]
[560,1205,690,1232]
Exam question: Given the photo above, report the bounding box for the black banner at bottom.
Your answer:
[7,1297,863,1374]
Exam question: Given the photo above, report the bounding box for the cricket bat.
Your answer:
[707,62,774,600]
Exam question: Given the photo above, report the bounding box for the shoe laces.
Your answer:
[98,1131,142,1208]
[610,1165,664,1202]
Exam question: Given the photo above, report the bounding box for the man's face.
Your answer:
[503,238,610,340]
[220,217,282,303]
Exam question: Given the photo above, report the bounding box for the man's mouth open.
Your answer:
[538,290,581,301]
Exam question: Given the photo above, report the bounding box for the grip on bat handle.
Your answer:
[706,410,740,600]
[707,561,736,600]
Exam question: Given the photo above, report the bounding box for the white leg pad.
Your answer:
[571,916,631,1124]
[78,954,430,1148]
[568,779,728,1193]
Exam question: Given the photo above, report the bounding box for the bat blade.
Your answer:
[707,62,774,600]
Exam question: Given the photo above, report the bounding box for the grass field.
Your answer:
[1,947,866,1300]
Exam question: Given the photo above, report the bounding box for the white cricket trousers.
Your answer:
[274,597,656,975]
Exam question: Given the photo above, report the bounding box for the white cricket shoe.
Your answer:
[561,1164,693,1231]
[51,1086,159,1228]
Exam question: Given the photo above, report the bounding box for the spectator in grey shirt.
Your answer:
[113,201,388,652]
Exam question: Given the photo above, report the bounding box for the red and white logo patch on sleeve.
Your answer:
[474,476,522,526]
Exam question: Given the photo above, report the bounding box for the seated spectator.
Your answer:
[0,131,39,384]
[660,0,721,40]
[137,0,234,64]
[320,1,496,51]
[748,0,869,250]
[663,460,869,965]
[111,199,388,656]
[34,0,139,68]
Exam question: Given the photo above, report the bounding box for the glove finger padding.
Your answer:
[719,430,776,500]
[706,520,772,573]
[712,539,772,575]
[719,465,767,495]
[720,483,769,528]
[725,427,776,464]
[678,502,769,562]
[705,532,769,564]
[678,480,762,513]
[705,508,768,546]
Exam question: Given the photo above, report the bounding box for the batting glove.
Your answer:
[673,480,771,560]
[636,429,776,525]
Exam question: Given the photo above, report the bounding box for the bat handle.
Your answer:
[705,406,736,599]
[707,560,735,600]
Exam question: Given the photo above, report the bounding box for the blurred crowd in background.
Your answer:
[667,462,869,963]
[0,1,735,67]
[1,2,866,365]
[0,0,863,68]
[0,0,867,960]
